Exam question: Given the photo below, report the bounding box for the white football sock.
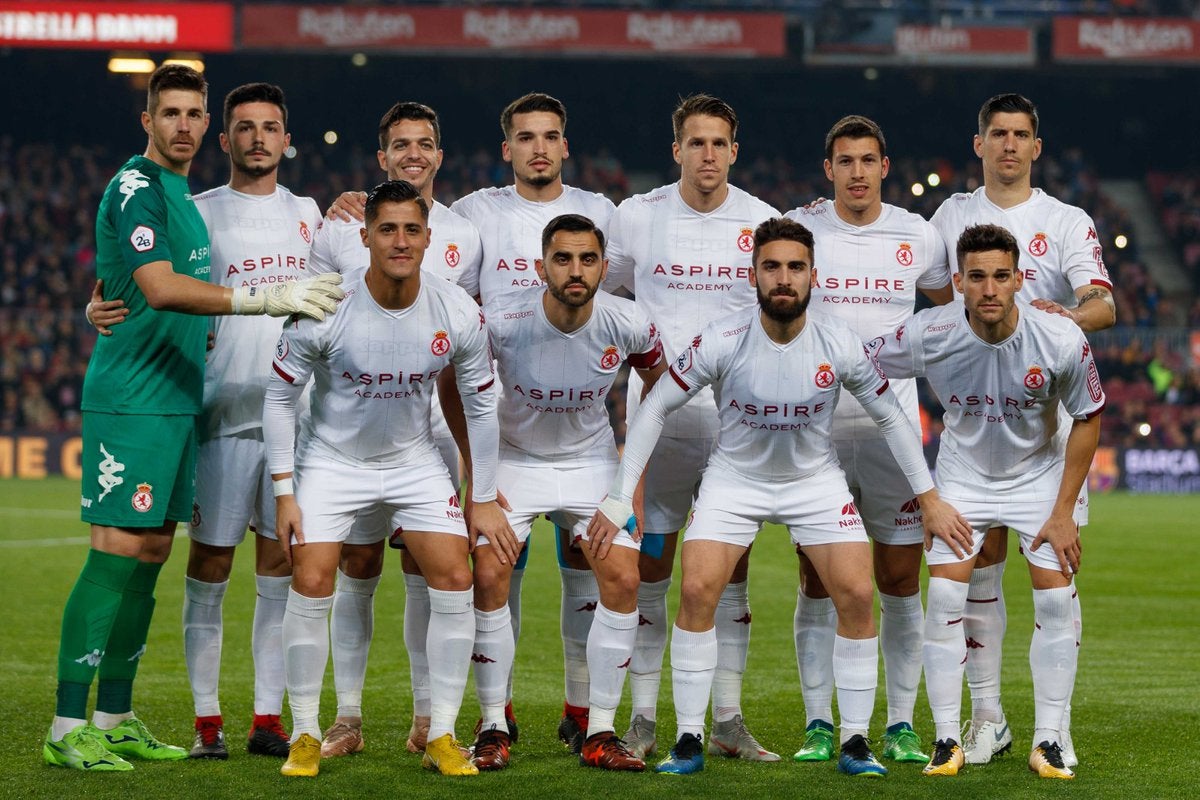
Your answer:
[183,576,227,718]
[833,635,877,743]
[560,568,597,709]
[505,566,525,705]
[426,587,474,742]
[1065,581,1081,734]
[252,574,290,716]
[794,588,836,725]
[283,589,333,740]
[712,580,750,723]
[924,577,970,742]
[586,603,638,737]
[670,625,717,740]
[330,570,379,720]
[879,591,924,728]
[1031,586,1077,747]
[473,606,514,730]
[402,572,431,718]
[629,577,670,723]
[965,560,1006,723]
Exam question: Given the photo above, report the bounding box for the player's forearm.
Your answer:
[463,407,498,503]
[262,382,303,475]
[867,392,935,495]
[437,366,472,471]
[134,262,234,314]
[1054,414,1101,518]
[1071,286,1116,332]
[608,377,683,502]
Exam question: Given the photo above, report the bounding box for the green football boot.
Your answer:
[882,722,930,763]
[44,725,134,771]
[89,718,188,761]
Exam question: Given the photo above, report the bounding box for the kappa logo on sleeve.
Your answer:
[118,169,151,211]
[130,225,155,253]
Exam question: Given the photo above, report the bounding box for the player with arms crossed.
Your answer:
[589,217,970,777]
[930,93,1115,767]
[451,93,616,746]
[46,65,341,772]
[869,223,1104,780]
[446,214,666,771]
[601,94,780,762]
[311,101,484,758]
[176,82,322,760]
[264,180,509,779]
[784,115,953,765]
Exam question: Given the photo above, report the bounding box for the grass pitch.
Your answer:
[2,479,1196,799]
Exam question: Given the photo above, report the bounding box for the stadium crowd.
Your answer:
[1,136,1195,447]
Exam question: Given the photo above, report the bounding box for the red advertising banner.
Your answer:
[240,5,785,57]
[894,25,1034,65]
[0,1,233,51]
[1054,16,1200,63]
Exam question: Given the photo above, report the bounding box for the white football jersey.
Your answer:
[450,184,615,313]
[603,182,779,439]
[669,310,891,482]
[869,301,1106,502]
[265,269,495,478]
[786,200,950,439]
[930,187,1112,306]
[194,184,320,440]
[309,200,482,285]
[489,291,663,466]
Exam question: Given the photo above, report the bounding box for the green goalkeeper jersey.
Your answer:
[83,155,211,415]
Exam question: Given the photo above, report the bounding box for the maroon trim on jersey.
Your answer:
[628,341,664,370]
[1089,278,1113,290]
[273,362,296,384]
[669,366,691,392]
[1082,400,1106,420]
[875,379,890,396]
[477,378,495,393]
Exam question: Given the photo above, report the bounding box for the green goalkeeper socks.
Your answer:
[97,560,164,714]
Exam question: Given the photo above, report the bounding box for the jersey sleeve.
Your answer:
[838,332,892,408]
[666,328,719,399]
[309,219,341,275]
[867,313,925,381]
[264,316,326,473]
[928,199,960,272]
[601,200,635,294]
[1058,209,1112,293]
[111,171,172,272]
[625,307,664,370]
[916,223,953,290]
[450,195,483,300]
[1057,334,1107,420]
[450,302,499,501]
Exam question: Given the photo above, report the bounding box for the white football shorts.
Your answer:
[836,435,924,546]
[926,495,1076,573]
[188,434,277,546]
[641,435,714,535]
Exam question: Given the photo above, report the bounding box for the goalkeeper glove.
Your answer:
[231,273,344,320]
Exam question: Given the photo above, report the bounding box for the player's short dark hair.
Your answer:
[824,114,887,161]
[222,82,287,133]
[541,214,605,257]
[672,94,738,143]
[364,180,429,225]
[978,93,1039,137]
[752,217,814,267]
[147,64,207,114]
[956,224,1020,272]
[501,93,566,139]
[378,101,441,150]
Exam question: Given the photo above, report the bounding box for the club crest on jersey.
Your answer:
[191,502,202,528]
[1028,232,1049,257]
[131,483,154,513]
[431,330,451,356]
[895,242,913,266]
[815,362,835,389]
[600,345,620,371]
[275,336,289,361]
[736,228,754,253]
[130,225,155,253]
[1024,365,1046,390]
[299,220,311,244]
[445,244,460,268]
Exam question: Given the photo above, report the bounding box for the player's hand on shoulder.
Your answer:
[326,191,368,223]
[919,491,973,559]
[1030,298,1072,320]
[86,279,129,335]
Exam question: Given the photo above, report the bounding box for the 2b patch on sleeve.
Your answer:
[130,225,156,253]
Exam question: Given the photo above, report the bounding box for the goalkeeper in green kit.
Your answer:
[44,64,343,772]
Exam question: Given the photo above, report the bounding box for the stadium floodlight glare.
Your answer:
[1115,234,1128,249]
[926,173,941,187]
[324,131,339,145]
[163,55,205,73]
[910,182,925,197]
[108,56,156,74]
[1137,422,1152,437]
[352,53,368,67]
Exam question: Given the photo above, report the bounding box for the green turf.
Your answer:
[2,479,1196,798]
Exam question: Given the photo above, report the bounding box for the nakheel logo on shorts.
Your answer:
[815,362,835,389]
[895,242,914,266]
[839,501,863,529]
[599,345,620,371]
[446,493,464,522]
[431,330,451,356]
[445,243,461,268]
[131,482,154,513]
[895,497,922,527]
[736,228,754,253]
[299,220,311,244]
[1024,365,1046,390]
[1028,232,1049,257]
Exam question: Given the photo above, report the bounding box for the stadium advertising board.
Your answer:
[893,25,1034,66]
[0,1,233,51]
[1054,16,1200,63]
[240,4,785,56]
